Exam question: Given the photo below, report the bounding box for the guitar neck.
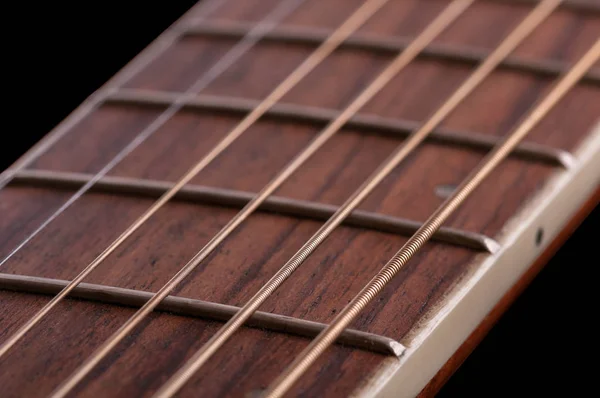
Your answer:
[1,1,599,397]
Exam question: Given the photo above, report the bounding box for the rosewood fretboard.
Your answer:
[0,0,599,397]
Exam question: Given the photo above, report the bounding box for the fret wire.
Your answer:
[152,2,563,396]
[0,282,399,358]
[107,88,575,167]
[0,273,405,356]
[182,22,600,86]
[10,169,499,252]
[43,1,395,396]
[0,0,224,192]
[264,35,600,398]
[0,0,307,358]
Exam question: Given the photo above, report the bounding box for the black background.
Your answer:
[2,3,596,396]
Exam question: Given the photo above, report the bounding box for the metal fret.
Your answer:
[107,88,575,167]
[182,22,600,86]
[0,273,404,356]
[9,169,499,253]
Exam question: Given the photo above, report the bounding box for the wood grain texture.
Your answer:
[0,1,599,397]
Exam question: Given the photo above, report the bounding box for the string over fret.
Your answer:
[106,88,575,167]
[182,22,600,86]
[0,273,405,356]
[9,170,500,252]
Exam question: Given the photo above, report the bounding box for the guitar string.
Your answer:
[151,1,563,396]
[264,35,600,398]
[0,0,225,192]
[43,1,395,396]
[0,0,303,271]
[0,0,308,357]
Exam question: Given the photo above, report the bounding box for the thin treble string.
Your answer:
[265,21,600,398]
[45,1,391,396]
[0,0,225,192]
[151,0,565,395]
[0,0,306,358]
[0,0,304,271]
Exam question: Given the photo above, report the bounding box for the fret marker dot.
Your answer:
[435,184,456,199]
[535,228,544,246]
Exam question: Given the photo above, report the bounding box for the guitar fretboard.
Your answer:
[0,1,599,397]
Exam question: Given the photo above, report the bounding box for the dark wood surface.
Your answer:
[1,1,599,397]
